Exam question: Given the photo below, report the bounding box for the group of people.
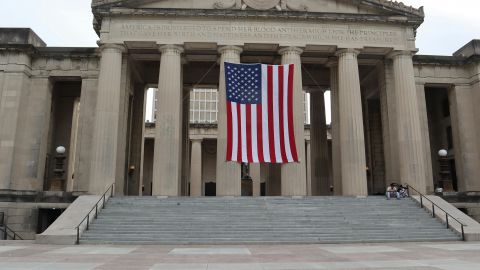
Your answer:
[386,183,409,200]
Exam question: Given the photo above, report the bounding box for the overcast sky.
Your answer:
[1,0,479,55]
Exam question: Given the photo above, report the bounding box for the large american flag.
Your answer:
[225,62,298,164]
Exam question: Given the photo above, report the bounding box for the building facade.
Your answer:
[1,0,480,238]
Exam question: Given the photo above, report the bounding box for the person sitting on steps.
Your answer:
[386,183,400,200]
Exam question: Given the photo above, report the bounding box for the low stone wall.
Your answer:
[36,195,106,245]
[411,195,480,241]
[0,202,70,240]
[452,203,480,223]
[441,192,480,223]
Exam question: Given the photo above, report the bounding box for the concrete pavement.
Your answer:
[1,241,480,269]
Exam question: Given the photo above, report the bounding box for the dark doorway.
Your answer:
[37,208,65,234]
[241,178,253,196]
[261,183,266,196]
[205,182,216,196]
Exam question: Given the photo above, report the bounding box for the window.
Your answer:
[190,89,218,123]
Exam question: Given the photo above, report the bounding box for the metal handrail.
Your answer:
[406,184,466,241]
[0,224,23,240]
[74,183,115,245]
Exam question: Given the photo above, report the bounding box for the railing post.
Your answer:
[420,196,423,208]
[446,213,449,228]
[95,205,98,219]
[432,204,435,217]
[103,195,106,209]
[76,227,80,245]
[87,215,89,230]
[461,225,465,241]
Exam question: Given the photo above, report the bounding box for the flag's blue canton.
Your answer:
[225,62,262,104]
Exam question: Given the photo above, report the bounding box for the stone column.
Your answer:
[306,140,312,196]
[449,85,480,191]
[378,61,401,187]
[190,139,203,196]
[310,90,330,195]
[0,49,31,190]
[388,51,428,193]
[74,77,98,193]
[250,164,261,197]
[216,46,242,196]
[279,47,307,196]
[328,61,342,195]
[336,49,368,196]
[416,83,434,192]
[152,45,184,196]
[89,44,125,195]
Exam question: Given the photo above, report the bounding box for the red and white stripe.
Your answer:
[226,64,298,163]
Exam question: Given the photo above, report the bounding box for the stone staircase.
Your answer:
[80,196,461,244]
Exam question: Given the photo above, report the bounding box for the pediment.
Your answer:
[92,0,424,18]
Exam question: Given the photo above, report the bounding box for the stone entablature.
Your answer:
[92,0,424,43]
[31,49,100,79]
[109,18,410,49]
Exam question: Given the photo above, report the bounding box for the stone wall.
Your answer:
[0,201,70,240]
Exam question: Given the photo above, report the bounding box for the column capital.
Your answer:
[305,86,327,93]
[326,57,338,68]
[218,45,243,55]
[190,138,204,143]
[335,48,361,57]
[158,44,184,55]
[278,46,304,56]
[386,50,416,59]
[80,74,98,80]
[98,43,126,53]
[415,81,426,86]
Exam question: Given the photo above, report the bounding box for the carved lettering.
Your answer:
[112,20,405,48]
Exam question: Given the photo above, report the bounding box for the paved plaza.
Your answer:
[1,241,480,269]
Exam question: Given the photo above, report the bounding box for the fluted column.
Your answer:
[328,61,342,195]
[152,45,184,196]
[190,139,203,196]
[416,83,434,192]
[250,164,261,197]
[336,49,368,196]
[216,46,242,196]
[388,51,429,193]
[310,90,330,195]
[279,47,307,196]
[89,44,125,194]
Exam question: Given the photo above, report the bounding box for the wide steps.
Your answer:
[80,196,461,244]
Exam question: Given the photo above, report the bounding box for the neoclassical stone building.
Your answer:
[1,0,479,238]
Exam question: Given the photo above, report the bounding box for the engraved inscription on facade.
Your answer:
[109,20,405,48]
